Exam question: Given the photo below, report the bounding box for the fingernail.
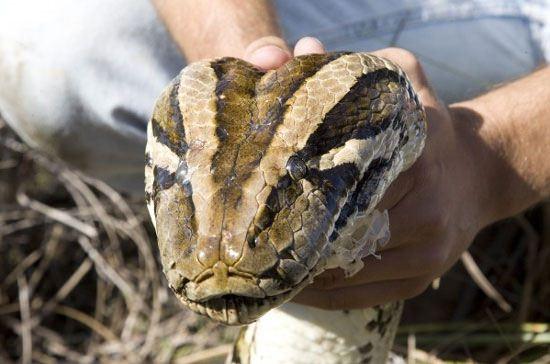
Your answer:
[246,45,290,70]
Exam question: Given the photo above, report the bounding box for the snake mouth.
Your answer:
[169,261,325,325]
[182,291,294,325]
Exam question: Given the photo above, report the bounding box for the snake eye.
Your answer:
[286,156,307,181]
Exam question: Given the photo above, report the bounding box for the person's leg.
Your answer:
[0,0,184,195]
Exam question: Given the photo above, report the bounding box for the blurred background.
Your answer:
[0,114,549,363]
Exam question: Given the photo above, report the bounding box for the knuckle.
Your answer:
[422,208,449,236]
[426,244,450,271]
[384,47,418,63]
[403,279,430,299]
[389,48,421,70]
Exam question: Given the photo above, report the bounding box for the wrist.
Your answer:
[448,99,533,226]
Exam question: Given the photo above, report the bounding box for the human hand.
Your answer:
[243,36,325,70]
[286,44,500,310]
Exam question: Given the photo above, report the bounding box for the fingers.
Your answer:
[311,241,449,289]
[371,47,439,107]
[244,36,291,70]
[293,275,432,310]
[244,36,326,70]
[375,167,415,212]
[294,37,325,56]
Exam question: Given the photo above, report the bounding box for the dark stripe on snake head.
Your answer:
[298,69,404,160]
[208,54,346,212]
[330,156,395,242]
[151,76,188,157]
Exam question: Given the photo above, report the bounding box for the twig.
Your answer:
[173,344,233,364]
[76,235,145,310]
[28,225,63,292]
[0,218,44,237]
[515,216,539,323]
[407,333,416,364]
[461,251,512,313]
[16,192,98,238]
[17,276,32,364]
[53,305,119,342]
[31,258,94,327]
[4,250,42,286]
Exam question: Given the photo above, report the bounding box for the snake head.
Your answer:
[145,53,426,325]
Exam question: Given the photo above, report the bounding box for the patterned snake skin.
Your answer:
[145,52,426,363]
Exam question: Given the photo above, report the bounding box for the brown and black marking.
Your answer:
[205,53,354,266]
[145,52,426,326]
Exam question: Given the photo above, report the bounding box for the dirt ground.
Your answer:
[0,116,548,363]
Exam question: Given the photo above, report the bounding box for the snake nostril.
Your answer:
[196,235,221,268]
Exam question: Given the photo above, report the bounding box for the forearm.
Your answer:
[153,0,284,61]
[451,66,550,224]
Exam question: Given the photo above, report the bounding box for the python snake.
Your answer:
[145,52,426,363]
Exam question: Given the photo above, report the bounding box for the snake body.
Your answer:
[145,52,426,363]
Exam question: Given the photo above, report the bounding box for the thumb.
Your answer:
[244,36,291,70]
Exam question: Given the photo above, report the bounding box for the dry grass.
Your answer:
[0,116,548,363]
[0,118,237,363]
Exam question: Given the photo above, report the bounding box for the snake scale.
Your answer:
[145,52,426,363]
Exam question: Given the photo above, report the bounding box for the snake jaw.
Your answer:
[171,261,326,325]
[163,223,333,325]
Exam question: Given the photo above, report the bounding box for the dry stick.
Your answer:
[16,192,98,238]
[2,258,97,360]
[173,344,233,364]
[19,165,145,311]
[0,218,44,237]
[0,317,59,364]
[28,225,63,292]
[0,128,98,362]
[58,170,148,345]
[531,353,550,364]
[76,235,146,310]
[116,221,161,355]
[401,347,446,364]
[30,258,94,328]
[56,174,114,341]
[6,135,126,283]
[17,276,32,364]
[155,332,197,363]
[537,203,550,308]
[53,305,119,342]
[407,333,416,364]
[52,174,111,329]
[461,251,512,313]
[49,179,136,356]
[0,209,39,221]
[81,174,158,284]
[34,325,95,364]
[0,303,19,316]
[31,351,57,364]
[515,216,540,323]
[28,251,132,362]
[497,342,546,364]
[78,235,146,361]
[0,159,18,169]
[82,174,162,357]
[2,133,165,361]
[4,250,42,285]
[93,277,108,336]
[58,169,122,261]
